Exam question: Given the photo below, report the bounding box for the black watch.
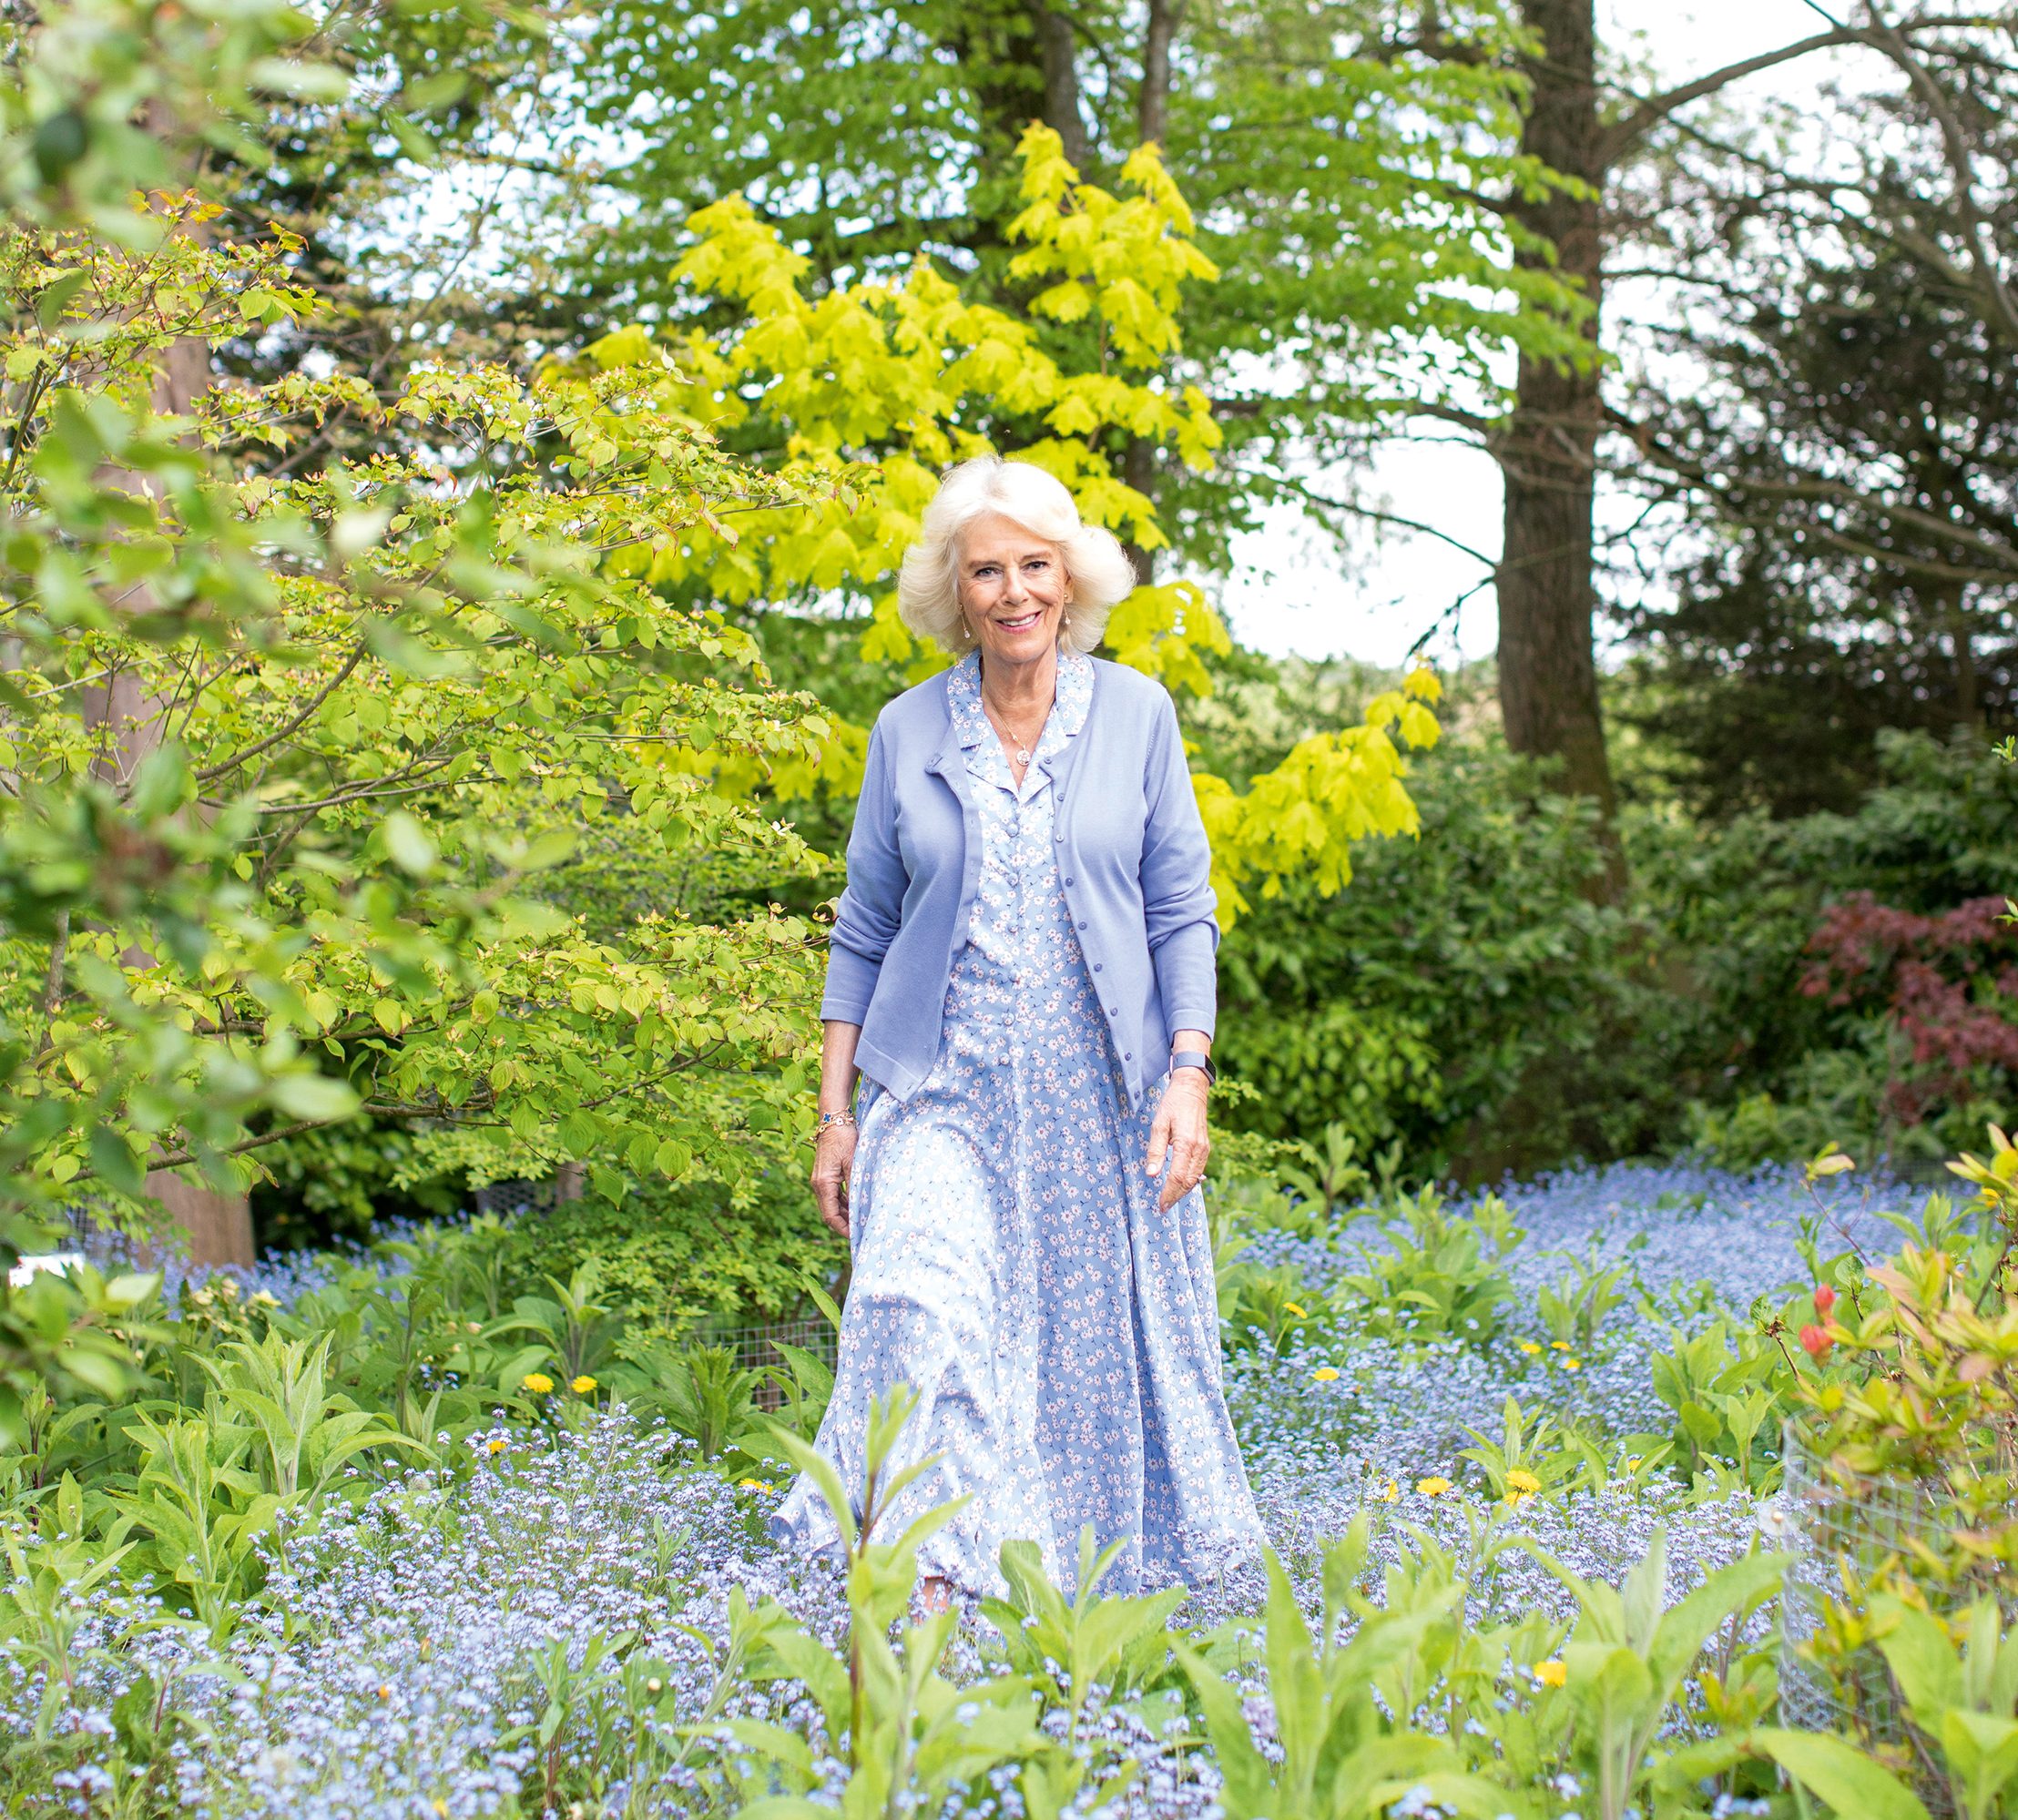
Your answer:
[1170,1049,1216,1084]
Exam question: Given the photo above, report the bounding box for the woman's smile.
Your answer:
[956,510,1070,670]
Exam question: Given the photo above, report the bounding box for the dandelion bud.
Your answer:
[1799,1323,1832,1359]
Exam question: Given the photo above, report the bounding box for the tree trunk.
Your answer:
[941,0,1090,174]
[1034,2,1090,169]
[1139,0,1177,147]
[86,144,255,1266]
[1946,592,1981,727]
[1501,0,1623,892]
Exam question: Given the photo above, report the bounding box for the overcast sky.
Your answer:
[1223,0,1886,667]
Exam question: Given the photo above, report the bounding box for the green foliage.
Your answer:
[632,1342,767,1464]
[556,0,1589,584]
[492,1150,845,1331]
[1536,1237,1637,1357]
[1526,1530,1789,1820]
[1758,1594,2018,1820]
[1647,1318,1789,1490]
[1216,740,1649,1177]
[106,1330,427,1631]
[248,1115,466,1252]
[735,1390,1061,1819]
[1219,723,2018,1182]
[1330,1188,1524,1347]
[1177,1523,1504,1820]
[982,1530,1190,1735]
[1796,1144,2018,1602]
[1213,997,1443,1156]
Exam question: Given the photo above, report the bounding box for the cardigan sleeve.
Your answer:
[1138,687,1219,1038]
[820,717,905,1025]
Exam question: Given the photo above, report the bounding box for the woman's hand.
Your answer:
[1146,1071,1210,1212]
[811,1124,858,1237]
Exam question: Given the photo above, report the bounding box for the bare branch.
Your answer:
[1599,27,1867,165]
[1861,6,2018,346]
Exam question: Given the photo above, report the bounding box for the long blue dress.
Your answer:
[772,647,1263,1595]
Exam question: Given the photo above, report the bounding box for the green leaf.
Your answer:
[1752,1728,1931,1820]
[265,1073,362,1123]
[87,1124,144,1195]
[380,811,436,879]
[35,269,88,330]
[1873,1598,1964,1723]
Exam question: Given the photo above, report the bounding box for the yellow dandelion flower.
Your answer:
[1506,1469,1542,1494]
[433,1803,448,1819]
[1533,1659,1567,1688]
[1517,1341,1543,1356]
[1284,1303,1309,1318]
[486,1438,507,1456]
[1561,1357,1582,1372]
[1625,1454,1644,1469]
[1375,1479,1400,1504]
[1416,1476,1452,1497]
[571,1375,597,1396]
[1549,1341,1570,1352]
[377,1683,392,1701]
[1312,1366,1340,1383]
[738,1478,777,1493]
[521,1372,555,1396]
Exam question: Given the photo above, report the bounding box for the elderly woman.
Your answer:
[771,455,1263,1605]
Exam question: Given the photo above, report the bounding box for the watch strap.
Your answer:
[1170,1049,1216,1083]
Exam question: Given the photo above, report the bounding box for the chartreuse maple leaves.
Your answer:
[584,124,1440,926]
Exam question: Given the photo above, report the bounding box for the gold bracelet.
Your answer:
[809,1110,857,1144]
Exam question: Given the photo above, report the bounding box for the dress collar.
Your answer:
[948,646,1093,760]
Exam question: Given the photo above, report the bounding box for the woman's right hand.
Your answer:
[811,1124,857,1237]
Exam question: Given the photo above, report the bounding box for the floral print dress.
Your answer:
[771,647,1263,1595]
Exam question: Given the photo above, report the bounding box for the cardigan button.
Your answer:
[1093,962,1102,972]
[1064,876,1074,886]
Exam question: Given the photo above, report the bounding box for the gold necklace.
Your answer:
[982,696,1049,768]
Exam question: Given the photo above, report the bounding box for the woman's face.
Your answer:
[956,512,1071,670]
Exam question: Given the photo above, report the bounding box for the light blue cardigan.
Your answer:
[821,656,1219,1110]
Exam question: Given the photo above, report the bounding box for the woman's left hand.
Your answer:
[1146,1070,1211,1212]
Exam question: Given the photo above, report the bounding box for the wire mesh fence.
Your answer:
[474,1177,841,1410]
[1778,1421,2013,1814]
[1779,1424,1936,1738]
[472,1177,569,1219]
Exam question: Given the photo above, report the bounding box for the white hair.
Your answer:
[896,456,1137,656]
